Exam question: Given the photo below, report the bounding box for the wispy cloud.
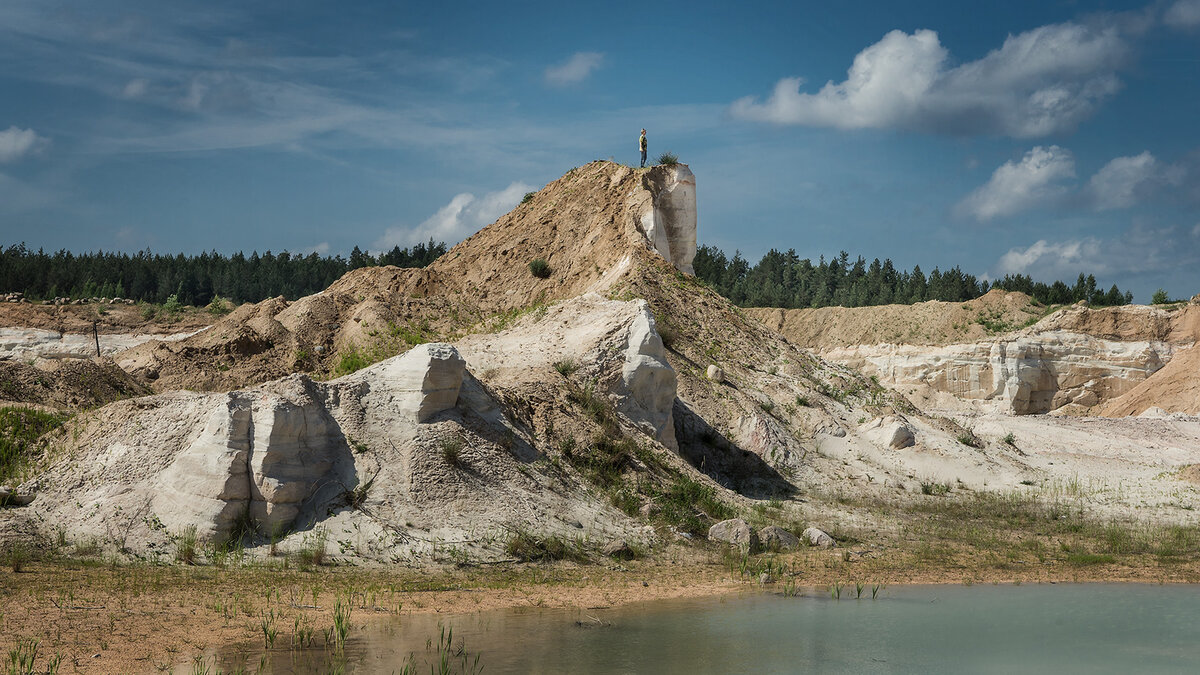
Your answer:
[544,52,604,86]
[0,126,47,162]
[1165,0,1200,29]
[732,21,1126,137]
[1084,151,1176,211]
[373,181,534,250]
[956,146,1076,221]
[992,220,1199,288]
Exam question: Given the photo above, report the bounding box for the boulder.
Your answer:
[758,525,800,551]
[859,416,915,449]
[706,365,724,383]
[602,539,636,560]
[802,526,835,548]
[708,518,758,550]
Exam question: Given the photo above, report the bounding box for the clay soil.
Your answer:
[3,547,1198,673]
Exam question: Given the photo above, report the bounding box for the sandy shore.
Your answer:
[4,546,1199,673]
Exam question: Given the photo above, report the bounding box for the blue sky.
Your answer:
[1,1,1198,301]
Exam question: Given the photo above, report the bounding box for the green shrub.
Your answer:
[553,359,578,377]
[528,258,551,279]
[1152,288,1170,305]
[441,434,465,468]
[206,294,232,316]
[656,475,733,536]
[656,151,679,166]
[521,191,535,204]
[162,293,183,316]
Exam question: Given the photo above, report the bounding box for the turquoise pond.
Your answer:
[219,583,1200,674]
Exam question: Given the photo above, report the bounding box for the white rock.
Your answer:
[708,518,758,549]
[365,343,466,422]
[758,525,799,551]
[802,526,836,548]
[706,365,724,383]
[859,415,915,449]
[618,303,677,449]
[638,165,697,275]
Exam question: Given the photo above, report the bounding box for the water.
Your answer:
[227,584,1200,674]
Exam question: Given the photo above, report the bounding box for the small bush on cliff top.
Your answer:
[656,151,679,166]
[1152,288,1170,305]
[528,258,551,279]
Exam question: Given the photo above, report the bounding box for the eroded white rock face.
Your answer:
[828,331,1174,414]
[639,165,697,275]
[153,381,347,540]
[362,343,466,422]
[620,304,678,449]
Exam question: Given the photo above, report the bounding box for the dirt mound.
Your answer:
[1034,303,1200,343]
[116,162,694,393]
[1100,345,1200,417]
[747,289,1042,349]
[0,357,149,409]
[0,300,213,335]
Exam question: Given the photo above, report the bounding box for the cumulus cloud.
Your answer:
[732,22,1126,137]
[373,181,533,250]
[1165,0,1200,28]
[544,52,604,86]
[1085,152,1163,210]
[0,126,46,162]
[956,146,1076,221]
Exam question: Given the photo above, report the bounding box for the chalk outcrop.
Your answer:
[638,165,697,275]
[829,332,1173,415]
[859,416,915,449]
[358,343,465,422]
[618,306,678,449]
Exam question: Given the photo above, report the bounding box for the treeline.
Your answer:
[694,246,1132,309]
[0,241,446,306]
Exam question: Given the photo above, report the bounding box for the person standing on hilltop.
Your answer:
[639,128,648,168]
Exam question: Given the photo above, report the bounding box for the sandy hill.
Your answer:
[12,161,1029,562]
[115,162,693,392]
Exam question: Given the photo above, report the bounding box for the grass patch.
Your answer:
[653,475,734,537]
[656,151,679,166]
[553,359,579,377]
[0,406,70,485]
[504,530,588,563]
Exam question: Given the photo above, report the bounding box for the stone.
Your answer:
[0,485,35,507]
[859,416,915,449]
[637,164,697,275]
[617,303,677,449]
[759,572,773,584]
[708,518,759,550]
[814,420,847,437]
[802,526,836,548]
[758,525,800,551]
[367,343,466,422]
[639,502,660,518]
[152,380,347,540]
[602,539,636,560]
[706,364,724,383]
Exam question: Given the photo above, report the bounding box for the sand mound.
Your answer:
[1100,345,1200,417]
[116,162,696,393]
[747,289,1042,350]
[0,357,150,410]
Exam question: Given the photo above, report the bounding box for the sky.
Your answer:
[1,1,1198,301]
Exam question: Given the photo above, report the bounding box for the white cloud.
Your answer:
[992,221,1196,289]
[122,78,148,98]
[732,22,1125,137]
[373,181,534,250]
[956,146,1075,221]
[0,126,46,162]
[1165,0,1200,28]
[1085,152,1161,210]
[544,52,604,86]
